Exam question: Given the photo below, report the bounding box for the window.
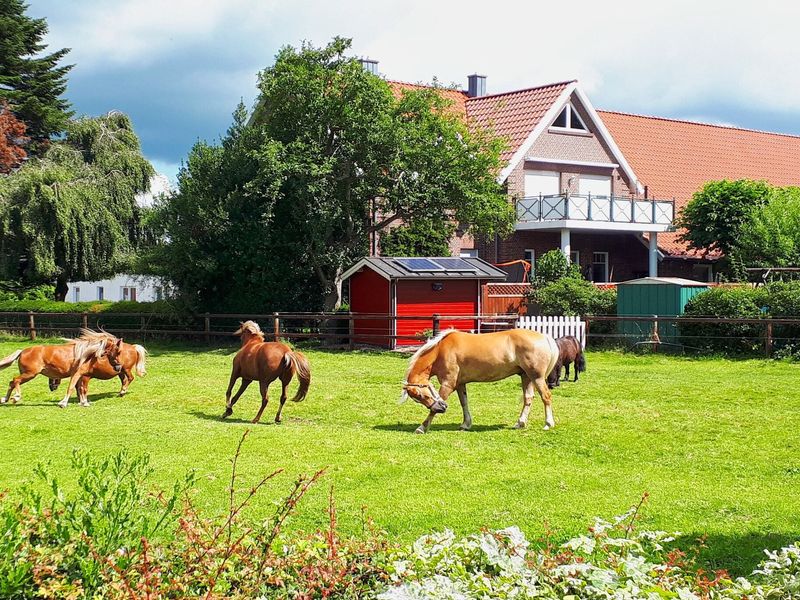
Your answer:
[73,287,80,302]
[579,175,611,198]
[459,249,478,258]
[121,286,137,302]
[155,286,164,301]
[570,251,580,266]
[591,252,609,282]
[524,170,560,197]
[97,286,104,301]
[551,104,587,131]
[524,249,535,279]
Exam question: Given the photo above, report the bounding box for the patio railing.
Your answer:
[516,194,674,226]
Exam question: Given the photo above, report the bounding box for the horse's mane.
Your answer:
[69,328,117,361]
[235,320,265,340]
[404,329,458,379]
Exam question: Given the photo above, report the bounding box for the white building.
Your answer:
[67,274,166,303]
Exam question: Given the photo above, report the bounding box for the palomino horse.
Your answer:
[222,321,311,424]
[48,342,147,403]
[401,329,559,433]
[0,329,124,407]
[547,335,586,388]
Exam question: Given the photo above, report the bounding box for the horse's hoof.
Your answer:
[58,402,68,409]
[80,402,91,408]
[543,422,554,431]
[274,418,282,425]
[0,397,6,404]
[459,423,472,431]
[414,426,426,434]
[513,421,526,429]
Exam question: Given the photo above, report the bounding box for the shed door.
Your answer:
[579,174,611,198]
[524,170,560,197]
[395,280,478,346]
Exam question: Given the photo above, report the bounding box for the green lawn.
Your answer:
[0,336,798,575]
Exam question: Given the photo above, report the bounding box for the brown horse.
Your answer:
[547,336,586,388]
[48,342,147,403]
[222,321,311,424]
[0,330,124,407]
[401,329,559,434]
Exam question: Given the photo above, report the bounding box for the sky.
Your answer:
[28,0,800,183]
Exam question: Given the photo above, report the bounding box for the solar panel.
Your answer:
[394,258,444,272]
[433,258,478,271]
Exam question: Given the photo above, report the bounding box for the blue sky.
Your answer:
[29,0,800,183]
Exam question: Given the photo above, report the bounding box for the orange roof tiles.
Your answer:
[600,111,800,257]
[465,82,574,162]
[387,80,468,119]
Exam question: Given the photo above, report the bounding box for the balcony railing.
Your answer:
[516,194,674,226]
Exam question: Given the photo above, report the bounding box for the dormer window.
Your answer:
[551,104,587,131]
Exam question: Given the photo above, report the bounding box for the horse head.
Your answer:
[103,337,124,373]
[234,321,265,344]
[401,381,448,414]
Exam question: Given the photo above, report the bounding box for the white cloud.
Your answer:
[37,0,800,121]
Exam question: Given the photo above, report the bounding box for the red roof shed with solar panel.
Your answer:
[341,257,507,348]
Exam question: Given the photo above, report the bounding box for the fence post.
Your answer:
[765,321,773,358]
[28,311,36,341]
[348,313,355,350]
[432,314,440,337]
[204,313,210,344]
[273,312,280,342]
[651,315,660,352]
[81,312,88,330]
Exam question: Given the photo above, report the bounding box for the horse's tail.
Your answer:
[133,344,147,377]
[544,335,559,378]
[0,350,22,371]
[285,351,311,402]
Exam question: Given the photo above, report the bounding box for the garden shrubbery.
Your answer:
[3,443,800,598]
[680,282,800,354]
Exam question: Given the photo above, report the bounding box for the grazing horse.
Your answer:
[401,329,559,434]
[48,342,147,403]
[0,330,124,407]
[547,336,586,389]
[222,321,311,424]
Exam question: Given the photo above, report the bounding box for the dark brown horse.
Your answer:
[222,321,311,424]
[0,330,124,407]
[48,342,147,403]
[547,336,586,388]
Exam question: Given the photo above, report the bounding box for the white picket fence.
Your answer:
[515,315,586,348]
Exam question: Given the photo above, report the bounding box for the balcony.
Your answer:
[515,194,674,233]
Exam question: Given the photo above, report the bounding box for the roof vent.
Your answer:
[360,58,379,75]
[467,74,487,97]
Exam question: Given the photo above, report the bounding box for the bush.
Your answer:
[0,283,55,301]
[532,250,581,286]
[530,277,616,317]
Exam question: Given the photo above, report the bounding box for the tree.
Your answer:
[151,38,513,312]
[0,0,73,152]
[676,179,771,257]
[736,186,800,268]
[379,220,455,257]
[0,100,27,172]
[0,112,153,300]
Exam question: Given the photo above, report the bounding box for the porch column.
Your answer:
[648,233,658,277]
[560,228,571,261]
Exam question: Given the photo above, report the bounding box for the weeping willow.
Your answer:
[0,112,153,299]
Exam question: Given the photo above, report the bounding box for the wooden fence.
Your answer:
[516,315,586,348]
[0,311,798,356]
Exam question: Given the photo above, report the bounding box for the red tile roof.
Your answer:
[387,80,468,118]
[465,81,574,162]
[599,111,800,257]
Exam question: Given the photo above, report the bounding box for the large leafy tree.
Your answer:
[736,186,800,268]
[379,220,456,257]
[151,38,513,312]
[0,0,73,152]
[0,112,153,300]
[676,179,771,256]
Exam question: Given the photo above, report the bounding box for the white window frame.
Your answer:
[524,170,560,197]
[570,250,580,266]
[121,286,137,302]
[97,286,104,301]
[550,103,588,132]
[524,249,535,279]
[592,252,609,282]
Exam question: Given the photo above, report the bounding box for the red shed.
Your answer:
[342,257,507,348]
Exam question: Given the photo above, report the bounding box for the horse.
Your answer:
[546,336,586,388]
[0,329,124,408]
[401,329,560,434]
[222,321,311,424]
[47,342,147,403]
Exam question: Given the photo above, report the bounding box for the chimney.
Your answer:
[467,74,487,97]
[360,58,379,75]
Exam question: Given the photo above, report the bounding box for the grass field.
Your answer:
[0,336,798,575]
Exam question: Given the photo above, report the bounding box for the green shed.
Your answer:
[617,277,710,343]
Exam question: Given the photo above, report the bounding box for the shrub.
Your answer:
[532,249,581,286]
[680,286,768,353]
[530,277,616,317]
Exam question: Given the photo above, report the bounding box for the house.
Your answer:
[342,256,507,348]
[382,69,800,282]
[66,274,165,303]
